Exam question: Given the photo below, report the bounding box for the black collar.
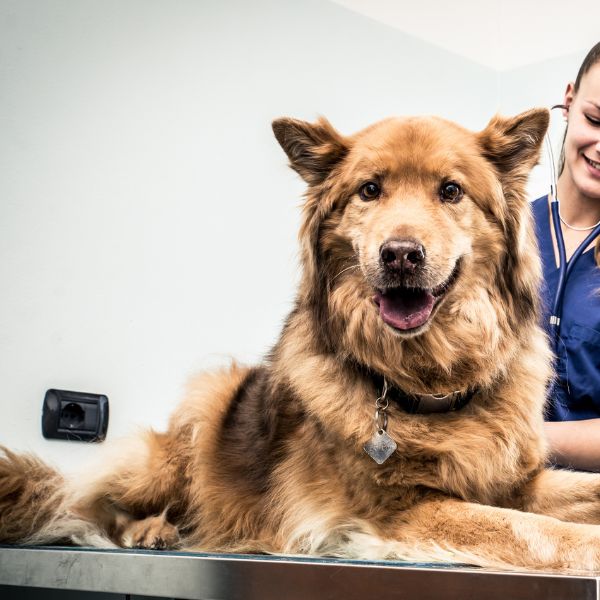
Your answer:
[369,371,475,415]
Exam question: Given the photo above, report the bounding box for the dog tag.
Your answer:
[364,430,397,464]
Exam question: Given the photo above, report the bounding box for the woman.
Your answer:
[533,41,600,470]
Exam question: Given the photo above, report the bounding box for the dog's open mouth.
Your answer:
[373,261,461,332]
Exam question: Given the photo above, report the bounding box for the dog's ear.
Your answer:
[478,108,549,178]
[272,117,348,186]
[478,109,550,326]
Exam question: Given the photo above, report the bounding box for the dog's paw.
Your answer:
[121,514,180,550]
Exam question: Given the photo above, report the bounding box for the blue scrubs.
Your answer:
[532,196,600,421]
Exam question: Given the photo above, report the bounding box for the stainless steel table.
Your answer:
[1,546,599,600]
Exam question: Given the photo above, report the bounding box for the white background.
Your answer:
[0,0,594,470]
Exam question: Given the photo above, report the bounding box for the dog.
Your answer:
[3,108,600,572]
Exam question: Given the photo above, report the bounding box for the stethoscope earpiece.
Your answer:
[551,104,569,121]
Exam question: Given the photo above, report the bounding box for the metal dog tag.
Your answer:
[364,430,397,464]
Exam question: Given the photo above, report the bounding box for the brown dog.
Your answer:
[3,109,600,571]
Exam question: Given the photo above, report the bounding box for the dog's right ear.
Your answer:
[272,117,348,186]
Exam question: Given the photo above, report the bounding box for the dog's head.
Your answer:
[273,111,549,382]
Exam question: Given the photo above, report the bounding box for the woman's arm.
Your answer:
[545,419,600,471]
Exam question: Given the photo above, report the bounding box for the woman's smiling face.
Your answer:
[563,62,600,200]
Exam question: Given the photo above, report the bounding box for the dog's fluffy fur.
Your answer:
[4,110,600,572]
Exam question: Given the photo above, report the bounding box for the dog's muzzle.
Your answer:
[372,239,460,332]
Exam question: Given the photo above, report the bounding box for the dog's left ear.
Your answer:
[478,108,550,178]
[272,117,348,186]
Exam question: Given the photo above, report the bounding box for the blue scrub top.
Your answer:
[532,196,600,421]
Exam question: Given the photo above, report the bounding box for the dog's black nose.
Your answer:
[380,239,425,273]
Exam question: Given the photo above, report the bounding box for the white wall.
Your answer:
[0,0,498,470]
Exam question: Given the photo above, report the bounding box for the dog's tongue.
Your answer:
[373,288,435,331]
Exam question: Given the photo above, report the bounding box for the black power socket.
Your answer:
[42,389,109,442]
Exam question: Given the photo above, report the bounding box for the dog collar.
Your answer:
[355,362,477,463]
[363,371,475,464]
[388,384,474,414]
[371,373,475,415]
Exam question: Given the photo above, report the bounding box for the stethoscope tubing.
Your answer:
[549,198,600,350]
[545,104,600,353]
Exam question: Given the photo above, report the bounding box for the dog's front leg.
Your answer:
[395,496,600,572]
[513,468,600,525]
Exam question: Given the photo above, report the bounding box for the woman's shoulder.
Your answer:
[530,195,551,248]
[531,195,548,213]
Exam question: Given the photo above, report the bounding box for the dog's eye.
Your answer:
[359,182,381,201]
[439,182,463,203]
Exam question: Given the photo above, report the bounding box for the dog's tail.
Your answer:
[0,446,112,546]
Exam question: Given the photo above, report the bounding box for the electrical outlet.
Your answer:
[42,389,109,442]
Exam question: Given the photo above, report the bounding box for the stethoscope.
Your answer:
[546,104,600,352]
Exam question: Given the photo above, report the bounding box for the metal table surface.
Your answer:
[1,546,600,600]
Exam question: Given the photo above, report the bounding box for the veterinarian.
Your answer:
[533,41,600,470]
